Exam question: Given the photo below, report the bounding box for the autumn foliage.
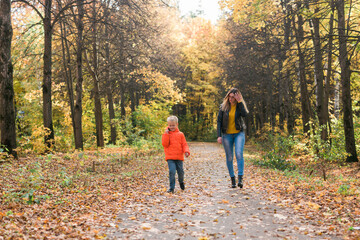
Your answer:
[1,0,360,238]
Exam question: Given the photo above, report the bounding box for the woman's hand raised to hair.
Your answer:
[235,92,242,102]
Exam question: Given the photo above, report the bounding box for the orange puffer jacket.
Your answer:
[162,127,190,161]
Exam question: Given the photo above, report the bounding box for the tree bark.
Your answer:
[334,76,340,119]
[325,0,335,139]
[59,14,76,144]
[105,9,117,145]
[60,1,84,150]
[294,6,311,135]
[278,42,284,130]
[43,0,54,147]
[74,0,84,149]
[311,3,327,141]
[0,0,17,156]
[336,0,358,162]
[281,0,294,134]
[91,0,104,147]
[129,86,136,112]
[286,73,295,135]
[120,83,126,117]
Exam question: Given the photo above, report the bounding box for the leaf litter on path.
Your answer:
[106,142,341,240]
[0,143,352,239]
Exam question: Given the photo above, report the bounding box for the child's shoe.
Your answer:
[180,182,185,190]
[167,189,174,193]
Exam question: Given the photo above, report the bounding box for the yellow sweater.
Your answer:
[227,104,240,134]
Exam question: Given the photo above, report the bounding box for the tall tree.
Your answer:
[0,0,17,156]
[336,0,358,162]
[73,0,85,149]
[309,1,327,140]
[59,0,85,149]
[294,3,311,135]
[42,0,54,147]
[282,0,295,135]
[85,0,104,147]
[103,3,116,145]
[15,0,76,147]
[324,0,335,138]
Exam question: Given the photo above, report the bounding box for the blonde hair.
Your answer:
[221,88,249,113]
[167,115,178,123]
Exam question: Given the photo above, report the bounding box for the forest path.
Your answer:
[106,142,339,239]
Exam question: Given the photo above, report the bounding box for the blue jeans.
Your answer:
[167,160,184,190]
[222,131,245,177]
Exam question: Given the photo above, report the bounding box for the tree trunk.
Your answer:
[282,1,294,134]
[294,8,311,135]
[260,100,265,130]
[311,4,327,141]
[105,13,117,145]
[74,0,84,149]
[0,0,17,156]
[336,0,358,162]
[265,62,273,129]
[120,83,126,117]
[135,91,140,108]
[91,0,104,147]
[286,73,295,135]
[130,87,135,112]
[59,15,76,146]
[107,87,116,144]
[43,0,54,147]
[334,76,340,119]
[325,0,334,139]
[278,45,284,130]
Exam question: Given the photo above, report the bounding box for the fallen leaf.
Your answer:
[307,202,321,210]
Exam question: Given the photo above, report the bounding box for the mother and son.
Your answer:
[162,88,249,193]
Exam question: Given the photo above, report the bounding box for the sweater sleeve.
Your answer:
[162,133,170,148]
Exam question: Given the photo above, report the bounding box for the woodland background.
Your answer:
[1,0,360,238]
[0,0,360,168]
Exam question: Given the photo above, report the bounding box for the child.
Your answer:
[162,115,190,193]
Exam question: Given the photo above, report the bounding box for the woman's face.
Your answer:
[228,92,237,105]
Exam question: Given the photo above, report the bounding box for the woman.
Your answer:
[217,88,249,188]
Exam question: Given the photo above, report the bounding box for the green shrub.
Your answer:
[305,117,348,164]
[255,132,297,171]
[120,103,170,149]
[255,150,296,171]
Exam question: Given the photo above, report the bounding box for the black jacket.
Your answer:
[217,102,248,137]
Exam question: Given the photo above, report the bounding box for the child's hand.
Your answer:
[165,128,170,134]
[185,152,190,158]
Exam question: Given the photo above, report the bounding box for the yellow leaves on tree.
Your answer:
[220,0,282,29]
[134,66,182,106]
[181,18,223,111]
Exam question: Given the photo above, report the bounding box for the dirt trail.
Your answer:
[106,142,339,239]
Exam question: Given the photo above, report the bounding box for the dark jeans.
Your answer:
[167,160,184,190]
